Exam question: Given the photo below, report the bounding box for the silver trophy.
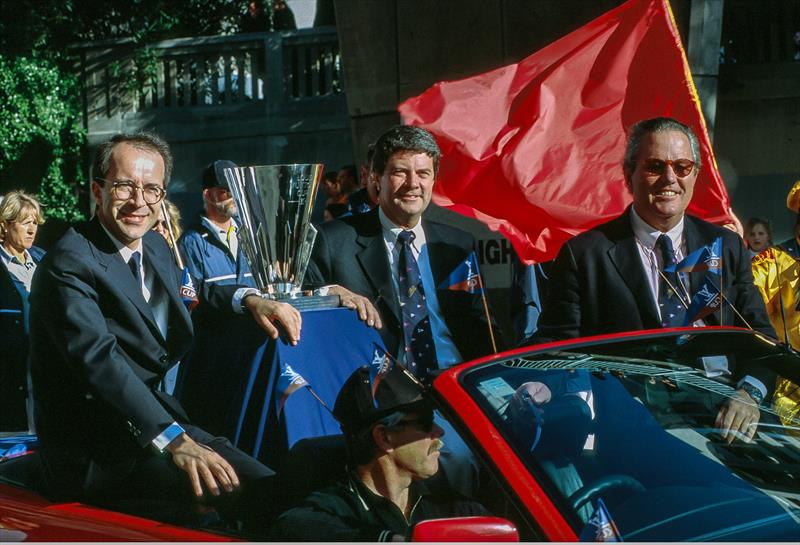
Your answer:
[223,164,339,310]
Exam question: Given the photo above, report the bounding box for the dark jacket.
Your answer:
[0,245,45,430]
[269,472,488,542]
[533,208,776,394]
[28,218,240,496]
[304,208,503,363]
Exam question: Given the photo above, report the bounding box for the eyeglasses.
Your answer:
[95,178,166,205]
[639,159,696,178]
[393,413,436,433]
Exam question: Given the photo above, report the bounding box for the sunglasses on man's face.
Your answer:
[393,412,436,433]
[639,158,696,178]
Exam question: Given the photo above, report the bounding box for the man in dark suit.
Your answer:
[305,125,501,377]
[29,132,301,527]
[533,117,775,443]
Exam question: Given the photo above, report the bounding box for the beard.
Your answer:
[211,198,237,219]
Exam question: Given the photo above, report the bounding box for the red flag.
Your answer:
[399,0,732,264]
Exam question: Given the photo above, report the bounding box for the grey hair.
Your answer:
[92,131,173,187]
[622,117,701,180]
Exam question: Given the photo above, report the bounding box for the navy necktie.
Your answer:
[129,251,142,288]
[397,230,438,379]
[656,235,685,327]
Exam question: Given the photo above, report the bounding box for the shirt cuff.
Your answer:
[152,422,185,452]
[737,375,767,400]
[233,287,261,313]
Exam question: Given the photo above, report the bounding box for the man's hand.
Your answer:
[167,433,240,497]
[243,295,302,345]
[328,285,382,330]
[509,381,552,416]
[715,388,760,443]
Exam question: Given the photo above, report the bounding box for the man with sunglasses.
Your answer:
[533,117,774,443]
[175,160,262,435]
[270,365,487,541]
[29,132,300,528]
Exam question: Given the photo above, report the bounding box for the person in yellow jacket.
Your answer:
[751,180,800,428]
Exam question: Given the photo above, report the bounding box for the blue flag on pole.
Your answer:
[438,251,483,293]
[276,362,309,415]
[368,345,392,407]
[666,237,722,275]
[683,276,722,325]
[179,267,199,311]
[579,498,623,542]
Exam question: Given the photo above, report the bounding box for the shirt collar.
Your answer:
[201,215,237,238]
[0,244,33,266]
[98,221,142,263]
[630,206,684,251]
[378,208,425,247]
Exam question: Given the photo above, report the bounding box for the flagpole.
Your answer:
[160,200,184,269]
[775,255,791,345]
[304,385,333,415]
[476,272,498,354]
[705,276,753,330]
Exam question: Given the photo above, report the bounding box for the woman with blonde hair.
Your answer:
[152,198,183,248]
[1,190,46,431]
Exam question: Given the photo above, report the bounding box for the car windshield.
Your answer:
[462,330,800,541]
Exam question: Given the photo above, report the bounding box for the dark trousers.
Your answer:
[41,425,276,533]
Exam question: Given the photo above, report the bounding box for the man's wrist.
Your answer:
[152,422,186,452]
[739,382,764,406]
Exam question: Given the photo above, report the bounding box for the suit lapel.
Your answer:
[84,219,165,343]
[355,211,400,322]
[607,212,661,328]
[423,220,465,289]
[143,238,192,341]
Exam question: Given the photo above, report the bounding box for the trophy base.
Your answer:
[281,294,341,311]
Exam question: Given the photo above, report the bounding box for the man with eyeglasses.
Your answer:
[29,132,300,528]
[531,117,774,443]
[270,365,487,542]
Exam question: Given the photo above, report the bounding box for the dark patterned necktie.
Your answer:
[129,251,143,290]
[656,234,685,327]
[397,230,438,379]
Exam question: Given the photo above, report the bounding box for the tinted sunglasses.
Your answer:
[640,158,696,178]
[393,412,436,433]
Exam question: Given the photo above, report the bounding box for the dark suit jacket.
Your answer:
[305,209,502,363]
[533,208,776,392]
[29,218,237,494]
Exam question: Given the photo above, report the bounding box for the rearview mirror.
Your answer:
[412,516,519,542]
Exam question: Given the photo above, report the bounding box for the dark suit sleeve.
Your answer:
[32,255,174,446]
[528,241,582,343]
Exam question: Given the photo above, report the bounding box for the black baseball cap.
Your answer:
[202,159,238,189]
[333,365,432,435]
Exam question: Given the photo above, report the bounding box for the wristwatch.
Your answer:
[739,382,764,406]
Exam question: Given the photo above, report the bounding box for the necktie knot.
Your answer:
[129,251,142,283]
[656,234,676,268]
[398,230,415,246]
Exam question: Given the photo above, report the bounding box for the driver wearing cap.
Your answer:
[269,365,487,542]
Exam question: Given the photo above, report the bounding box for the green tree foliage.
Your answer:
[0,55,85,221]
[0,0,244,220]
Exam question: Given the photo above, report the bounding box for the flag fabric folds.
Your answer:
[683,276,722,325]
[276,362,309,415]
[368,345,392,407]
[179,267,199,311]
[579,498,623,542]
[666,237,722,274]
[399,0,732,264]
[438,251,483,293]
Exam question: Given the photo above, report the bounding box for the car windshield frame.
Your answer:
[458,328,800,541]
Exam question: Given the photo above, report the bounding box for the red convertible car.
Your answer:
[2,327,799,541]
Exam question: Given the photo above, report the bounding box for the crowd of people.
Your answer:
[1,117,798,539]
